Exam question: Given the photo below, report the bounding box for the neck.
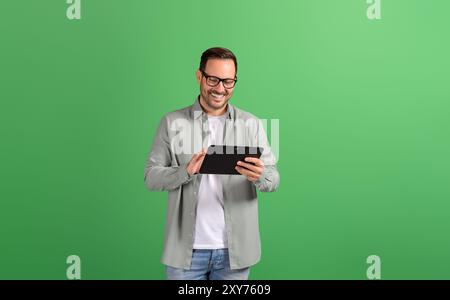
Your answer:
[199,96,227,116]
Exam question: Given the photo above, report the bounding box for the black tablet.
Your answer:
[199,145,263,175]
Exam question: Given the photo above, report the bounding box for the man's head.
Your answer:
[196,47,238,115]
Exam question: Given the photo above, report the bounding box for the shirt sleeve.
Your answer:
[252,119,280,192]
[144,116,193,191]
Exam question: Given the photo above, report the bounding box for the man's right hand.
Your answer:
[186,149,207,176]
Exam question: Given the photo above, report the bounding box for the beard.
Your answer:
[200,88,231,111]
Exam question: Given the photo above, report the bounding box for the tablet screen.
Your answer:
[199,145,263,175]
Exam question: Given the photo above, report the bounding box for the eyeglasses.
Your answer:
[201,70,237,89]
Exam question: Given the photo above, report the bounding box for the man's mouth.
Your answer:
[210,92,226,100]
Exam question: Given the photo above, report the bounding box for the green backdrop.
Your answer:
[1,0,449,279]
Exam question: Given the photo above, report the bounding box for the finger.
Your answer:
[236,169,257,182]
[197,154,206,167]
[237,161,262,173]
[197,152,206,160]
[193,152,205,161]
[235,165,244,175]
[235,166,259,178]
[244,157,264,167]
[190,153,199,162]
[200,148,208,155]
[247,176,258,182]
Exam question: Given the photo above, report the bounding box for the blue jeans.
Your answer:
[165,248,250,280]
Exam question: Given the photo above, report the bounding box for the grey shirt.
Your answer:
[144,97,280,270]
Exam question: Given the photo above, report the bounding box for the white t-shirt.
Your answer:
[193,114,228,249]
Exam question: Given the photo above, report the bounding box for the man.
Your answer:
[144,47,280,280]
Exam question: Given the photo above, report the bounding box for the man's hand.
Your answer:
[186,149,207,176]
[235,157,264,182]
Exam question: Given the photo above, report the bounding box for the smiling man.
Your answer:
[144,47,280,280]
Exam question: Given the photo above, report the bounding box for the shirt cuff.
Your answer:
[177,164,193,185]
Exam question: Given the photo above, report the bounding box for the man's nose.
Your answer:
[215,81,226,92]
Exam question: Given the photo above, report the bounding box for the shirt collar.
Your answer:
[191,95,234,120]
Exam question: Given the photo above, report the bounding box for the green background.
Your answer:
[1,0,449,279]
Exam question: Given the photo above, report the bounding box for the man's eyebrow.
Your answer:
[208,74,235,79]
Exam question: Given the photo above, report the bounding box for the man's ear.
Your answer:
[196,69,202,84]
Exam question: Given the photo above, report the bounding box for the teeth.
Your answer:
[211,93,225,99]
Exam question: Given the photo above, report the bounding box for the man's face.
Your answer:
[197,59,236,113]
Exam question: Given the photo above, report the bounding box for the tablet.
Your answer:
[199,145,263,175]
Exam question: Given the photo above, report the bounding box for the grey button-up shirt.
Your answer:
[144,97,280,270]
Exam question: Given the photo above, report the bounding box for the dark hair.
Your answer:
[199,47,238,75]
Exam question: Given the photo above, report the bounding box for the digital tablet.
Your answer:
[199,145,263,175]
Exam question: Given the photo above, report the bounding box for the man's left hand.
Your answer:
[235,157,264,182]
